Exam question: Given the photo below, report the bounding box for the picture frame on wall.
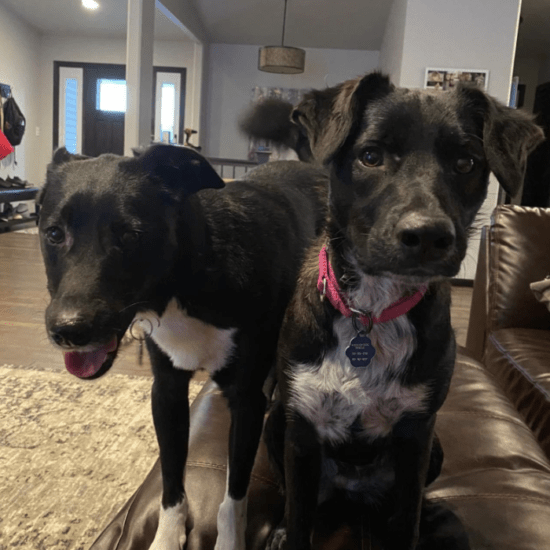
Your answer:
[424,68,489,91]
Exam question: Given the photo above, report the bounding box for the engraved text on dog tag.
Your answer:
[346,333,376,368]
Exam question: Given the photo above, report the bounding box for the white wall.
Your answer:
[513,57,542,113]
[204,44,379,159]
[155,1,209,152]
[379,0,407,83]
[0,2,42,186]
[392,0,522,279]
[36,36,198,182]
[399,0,521,103]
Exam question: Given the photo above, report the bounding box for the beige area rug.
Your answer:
[0,364,205,549]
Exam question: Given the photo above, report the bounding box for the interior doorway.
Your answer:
[53,61,187,156]
[152,67,186,144]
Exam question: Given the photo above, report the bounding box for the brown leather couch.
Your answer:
[466,205,550,457]
[90,205,550,550]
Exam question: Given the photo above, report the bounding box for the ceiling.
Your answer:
[0,0,548,58]
[0,0,192,41]
[193,0,391,50]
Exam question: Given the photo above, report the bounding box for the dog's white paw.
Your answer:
[266,524,287,550]
[214,494,248,550]
[149,498,188,550]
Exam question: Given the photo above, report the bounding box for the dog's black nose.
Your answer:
[50,314,93,348]
[396,213,455,260]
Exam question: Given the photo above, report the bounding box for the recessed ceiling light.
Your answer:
[82,0,99,10]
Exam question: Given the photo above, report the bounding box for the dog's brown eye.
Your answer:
[120,231,141,247]
[361,148,384,167]
[455,157,475,174]
[46,226,65,245]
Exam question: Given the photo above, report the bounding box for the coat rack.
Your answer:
[0,83,12,99]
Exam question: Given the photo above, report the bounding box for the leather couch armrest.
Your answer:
[466,226,489,361]
[481,205,550,333]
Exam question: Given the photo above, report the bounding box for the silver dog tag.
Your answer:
[346,332,376,368]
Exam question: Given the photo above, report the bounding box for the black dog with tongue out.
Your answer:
[38,144,327,550]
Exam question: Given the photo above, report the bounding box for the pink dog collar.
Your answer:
[317,246,427,327]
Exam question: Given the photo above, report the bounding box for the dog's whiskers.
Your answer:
[464,132,484,144]
[118,301,151,314]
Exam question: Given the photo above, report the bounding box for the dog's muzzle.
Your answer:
[47,309,120,379]
[50,313,95,348]
[394,213,456,264]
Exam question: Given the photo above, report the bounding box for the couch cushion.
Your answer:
[484,328,550,458]
[91,350,550,550]
[428,349,550,550]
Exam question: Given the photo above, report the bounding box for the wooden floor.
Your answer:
[0,232,473,378]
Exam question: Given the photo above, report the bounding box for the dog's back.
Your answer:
[173,160,327,337]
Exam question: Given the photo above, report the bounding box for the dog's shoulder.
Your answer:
[406,280,456,410]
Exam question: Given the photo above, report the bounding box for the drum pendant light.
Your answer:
[258,0,305,74]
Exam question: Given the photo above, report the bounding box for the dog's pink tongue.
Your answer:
[64,337,117,378]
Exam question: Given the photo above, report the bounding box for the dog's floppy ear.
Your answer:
[137,144,224,197]
[458,86,544,197]
[292,72,394,164]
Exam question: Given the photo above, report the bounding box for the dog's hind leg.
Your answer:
[147,338,193,550]
[263,399,287,487]
[214,382,268,550]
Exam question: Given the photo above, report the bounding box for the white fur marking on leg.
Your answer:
[149,498,188,550]
[214,468,248,550]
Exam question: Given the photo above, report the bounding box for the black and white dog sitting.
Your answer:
[255,73,543,549]
[37,144,327,550]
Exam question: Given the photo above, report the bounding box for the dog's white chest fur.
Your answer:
[288,276,427,445]
[137,298,237,373]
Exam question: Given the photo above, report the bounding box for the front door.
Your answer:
[83,64,126,156]
[54,62,186,156]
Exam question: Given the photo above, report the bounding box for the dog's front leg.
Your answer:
[385,415,436,550]
[214,384,267,550]
[270,413,321,550]
[147,339,193,550]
